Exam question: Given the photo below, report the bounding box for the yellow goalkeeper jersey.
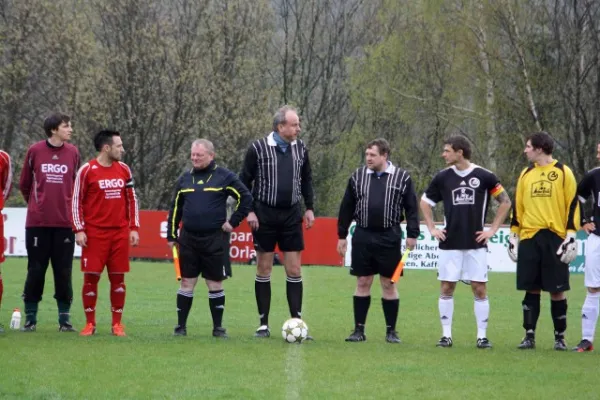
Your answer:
[510,160,580,240]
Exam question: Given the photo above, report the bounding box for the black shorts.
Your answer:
[516,229,570,292]
[350,226,402,278]
[179,229,229,281]
[252,202,304,252]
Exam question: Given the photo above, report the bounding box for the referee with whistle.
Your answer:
[337,138,419,343]
[167,139,252,338]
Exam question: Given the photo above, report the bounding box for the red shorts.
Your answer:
[81,229,130,274]
[0,215,4,264]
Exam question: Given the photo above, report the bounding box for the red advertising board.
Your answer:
[132,211,343,266]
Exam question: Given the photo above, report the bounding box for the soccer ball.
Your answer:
[281,318,309,343]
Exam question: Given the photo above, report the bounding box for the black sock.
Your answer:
[24,302,38,324]
[353,295,371,330]
[209,290,225,328]
[57,300,71,325]
[255,275,271,326]
[382,298,399,332]
[551,299,568,339]
[176,289,194,327]
[286,276,303,319]
[522,292,541,338]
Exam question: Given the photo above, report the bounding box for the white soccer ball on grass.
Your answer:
[281,318,309,343]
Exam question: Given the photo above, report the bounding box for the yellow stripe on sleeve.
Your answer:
[226,186,241,210]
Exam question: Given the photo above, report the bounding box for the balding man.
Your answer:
[240,105,315,338]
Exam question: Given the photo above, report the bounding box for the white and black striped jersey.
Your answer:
[337,162,420,239]
[240,132,313,210]
[577,166,600,236]
[422,164,504,250]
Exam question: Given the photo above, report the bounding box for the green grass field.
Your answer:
[0,258,596,399]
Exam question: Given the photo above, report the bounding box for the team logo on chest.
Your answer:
[41,164,68,173]
[452,187,475,205]
[98,177,125,199]
[41,163,69,184]
[468,177,480,188]
[99,178,125,189]
[531,180,552,197]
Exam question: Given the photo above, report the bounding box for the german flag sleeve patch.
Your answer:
[490,183,505,197]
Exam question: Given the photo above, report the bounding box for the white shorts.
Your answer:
[585,233,600,288]
[438,249,489,283]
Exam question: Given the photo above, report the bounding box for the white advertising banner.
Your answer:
[344,222,588,274]
[2,208,82,257]
[2,207,588,273]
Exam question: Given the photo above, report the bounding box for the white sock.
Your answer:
[439,295,454,338]
[474,297,490,339]
[582,292,600,342]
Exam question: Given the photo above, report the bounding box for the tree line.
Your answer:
[2,0,599,217]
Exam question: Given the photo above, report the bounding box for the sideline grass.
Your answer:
[0,258,596,399]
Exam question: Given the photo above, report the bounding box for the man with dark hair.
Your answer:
[167,139,252,338]
[420,135,511,348]
[572,143,600,352]
[443,135,472,159]
[526,132,555,156]
[0,149,12,333]
[19,113,80,332]
[509,131,580,350]
[337,138,419,343]
[72,130,140,337]
[240,105,315,338]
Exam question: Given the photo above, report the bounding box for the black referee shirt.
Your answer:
[166,161,252,241]
[337,163,420,239]
[578,166,600,236]
[240,132,314,210]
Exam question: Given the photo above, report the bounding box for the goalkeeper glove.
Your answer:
[557,233,577,264]
[507,232,519,262]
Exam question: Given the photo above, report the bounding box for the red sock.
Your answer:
[82,274,100,325]
[109,274,126,325]
[0,275,3,310]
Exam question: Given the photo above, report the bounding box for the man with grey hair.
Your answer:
[240,105,315,338]
[167,139,252,338]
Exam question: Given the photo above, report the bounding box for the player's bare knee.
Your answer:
[379,276,394,290]
[380,277,397,298]
[283,252,302,275]
[588,287,600,294]
[180,277,197,292]
[440,281,456,296]
[205,279,223,291]
[284,263,302,277]
[256,263,273,277]
[256,252,274,276]
[471,282,487,299]
[550,291,566,301]
[356,275,373,295]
